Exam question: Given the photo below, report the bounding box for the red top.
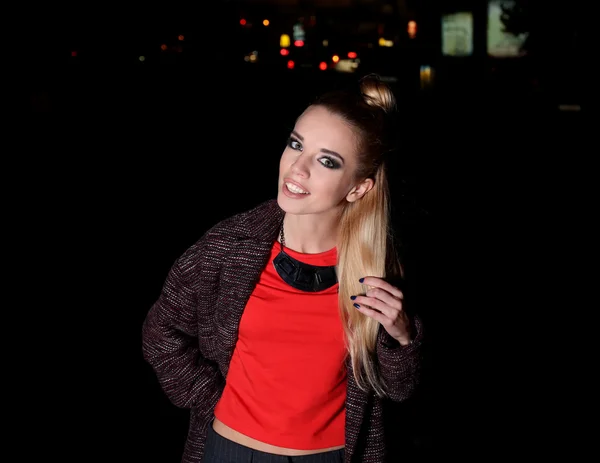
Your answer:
[214,240,347,450]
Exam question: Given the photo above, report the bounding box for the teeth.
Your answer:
[286,182,309,194]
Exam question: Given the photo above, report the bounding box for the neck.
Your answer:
[281,214,339,254]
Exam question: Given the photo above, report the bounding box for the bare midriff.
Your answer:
[212,417,345,456]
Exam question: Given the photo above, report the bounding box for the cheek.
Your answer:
[318,176,351,200]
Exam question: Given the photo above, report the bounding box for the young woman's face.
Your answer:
[277,105,367,218]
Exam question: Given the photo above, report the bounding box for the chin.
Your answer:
[277,192,304,214]
[276,193,292,212]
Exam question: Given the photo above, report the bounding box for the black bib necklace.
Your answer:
[272,223,338,292]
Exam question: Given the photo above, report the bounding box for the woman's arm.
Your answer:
[376,314,423,402]
[141,251,224,410]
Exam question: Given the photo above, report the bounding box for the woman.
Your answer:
[142,74,423,463]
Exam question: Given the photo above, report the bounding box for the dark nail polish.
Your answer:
[359,278,364,283]
[350,295,356,300]
[353,303,360,309]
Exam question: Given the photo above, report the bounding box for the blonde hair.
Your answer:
[360,75,397,113]
[313,74,402,397]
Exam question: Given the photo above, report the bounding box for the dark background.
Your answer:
[13,0,588,461]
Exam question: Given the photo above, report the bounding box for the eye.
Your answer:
[287,137,302,151]
[319,157,334,168]
[319,156,340,169]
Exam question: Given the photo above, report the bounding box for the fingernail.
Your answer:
[359,278,364,283]
[350,295,356,300]
[353,303,360,309]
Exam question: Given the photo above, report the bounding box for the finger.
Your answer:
[352,294,401,319]
[353,303,390,326]
[365,287,403,310]
[359,276,403,300]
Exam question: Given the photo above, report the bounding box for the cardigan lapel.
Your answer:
[215,236,275,379]
[214,200,285,379]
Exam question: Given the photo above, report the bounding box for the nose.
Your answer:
[290,153,310,177]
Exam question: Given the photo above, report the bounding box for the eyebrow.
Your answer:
[291,130,346,163]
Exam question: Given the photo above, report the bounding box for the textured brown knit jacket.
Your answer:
[142,199,423,463]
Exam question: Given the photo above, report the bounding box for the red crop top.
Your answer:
[213,240,347,450]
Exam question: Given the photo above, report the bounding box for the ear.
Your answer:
[346,177,374,203]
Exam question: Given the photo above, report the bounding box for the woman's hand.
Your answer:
[352,277,412,346]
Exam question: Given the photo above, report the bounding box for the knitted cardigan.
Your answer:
[142,199,423,463]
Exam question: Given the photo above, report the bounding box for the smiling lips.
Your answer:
[283,180,310,197]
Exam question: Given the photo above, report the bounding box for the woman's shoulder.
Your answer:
[178,199,282,261]
[208,198,282,237]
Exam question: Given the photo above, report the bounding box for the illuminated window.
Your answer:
[487,0,528,57]
[442,12,474,56]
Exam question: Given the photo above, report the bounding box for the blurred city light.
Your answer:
[293,22,305,41]
[408,20,417,39]
[420,65,434,88]
[280,34,291,47]
[335,59,359,73]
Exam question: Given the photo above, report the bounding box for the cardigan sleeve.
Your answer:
[141,248,224,410]
[376,314,424,402]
